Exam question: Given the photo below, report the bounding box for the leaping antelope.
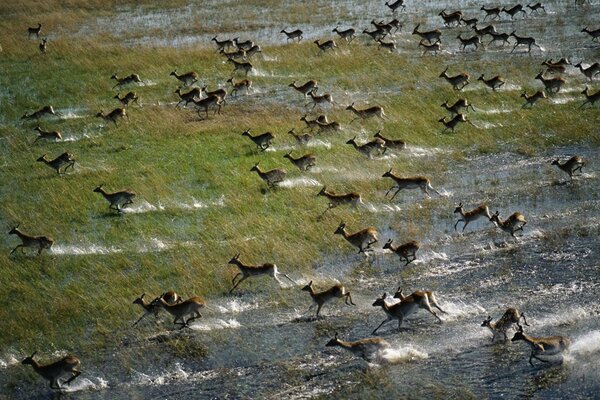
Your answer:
[175,87,201,107]
[170,70,198,86]
[439,114,468,132]
[581,27,600,42]
[211,36,236,51]
[461,16,480,28]
[377,38,397,52]
[454,202,492,231]
[302,281,355,318]
[242,129,275,151]
[227,78,252,96]
[521,90,547,108]
[385,0,406,14]
[482,308,528,341]
[288,128,313,146]
[372,291,443,334]
[22,105,58,120]
[419,40,441,55]
[37,152,75,175]
[510,32,541,53]
[300,114,326,131]
[289,80,318,97]
[333,26,356,43]
[478,74,505,91]
[326,333,390,362]
[155,295,205,329]
[574,62,600,82]
[457,34,483,51]
[489,210,527,237]
[502,5,527,19]
[250,162,286,188]
[28,23,42,39]
[316,119,341,133]
[283,151,316,171]
[535,72,565,93]
[317,186,363,219]
[382,169,441,199]
[439,67,470,90]
[512,324,571,366]
[542,59,566,74]
[93,184,135,211]
[314,39,337,53]
[363,27,388,42]
[373,131,406,151]
[383,239,420,265]
[227,58,253,76]
[33,126,62,143]
[439,10,463,26]
[412,24,441,44]
[281,28,303,42]
[527,2,546,14]
[132,291,182,326]
[114,91,139,107]
[228,253,295,293]
[480,6,501,20]
[551,156,584,178]
[22,352,81,390]
[192,95,222,119]
[487,32,511,47]
[334,222,378,253]
[111,73,143,88]
[441,98,475,115]
[96,108,127,126]
[306,91,333,109]
[346,136,386,158]
[581,86,600,107]
[346,103,387,121]
[473,24,497,37]
[233,38,254,51]
[393,288,446,314]
[8,225,53,256]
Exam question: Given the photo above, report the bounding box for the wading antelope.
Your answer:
[439,10,463,26]
[227,59,253,76]
[288,128,313,145]
[132,291,181,326]
[37,152,75,175]
[441,98,475,115]
[228,253,296,293]
[502,5,527,19]
[333,26,356,43]
[8,225,53,256]
[383,239,420,265]
[33,126,62,143]
[317,186,363,218]
[242,129,275,151]
[114,91,139,107]
[473,24,497,37]
[211,36,236,51]
[541,59,566,74]
[535,72,565,93]
[374,131,406,151]
[372,291,443,334]
[478,74,505,91]
[382,169,441,199]
[581,27,600,42]
[93,184,135,211]
[457,34,482,51]
[28,23,42,39]
[227,77,252,96]
[512,324,571,366]
[281,28,303,42]
[581,86,600,107]
[482,308,528,341]
[175,87,201,107]
[302,281,355,317]
[439,113,468,132]
[439,67,470,90]
[346,136,386,158]
[250,162,286,188]
[326,333,390,362]
[96,108,127,126]
[489,211,527,237]
[510,32,541,53]
[170,70,198,86]
[385,0,406,14]
[314,39,337,53]
[551,156,584,178]
[346,103,387,121]
[111,73,143,88]
[419,40,441,55]
[527,2,546,14]
[22,105,57,120]
[377,38,397,52]
[39,38,47,55]
[289,80,318,97]
[283,151,316,171]
[412,24,441,44]
[487,32,511,47]
[334,222,378,253]
[155,295,205,329]
[454,202,492,232]
[521,90,547,107]
[193,95,222,119]
[574,62,600,82]
[306,91,334,109]
[481,6,501,20]
[22,352,81,390]
[393,288,446,314]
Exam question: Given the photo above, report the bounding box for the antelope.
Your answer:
[93,184,135,211]
[302,281,355,317]
[521,90,547,107]
[192,95,222,119]
[175,87,201,107]
[382,168,441,199]
[473,24,497,37]
[283,151,316,171]
[33,126,62,143]
[346,103,387,121]
[211,36,236,51]
[8,225,53,256]
[372,292,443,334]
[374,131,406,151]
[22,105,57,120]
[37,152,75,175]
[439,67,470,90]
[412,24,441,44]
[334,222,378,254]
[581,86,600,107]
[480,6,501,20]
[241,129,275,151]
[574,62,600,82]
[22,352,81,390]
[39,38,47,54]
[228,253,295,293]
[28,23,42,39]
[201,86,227,102]
[439,10,463,26]
[385,0,406,14]
[114,91,139,107]
[419,40,441,55]
[227,58,253,76]
[383,239,420,265]
[393,288,446,314]
[245,44,262,59]
[170,70,198,86]
[527,2,546,14]
[317,187,363,218]
[487,31,511,46]
[314,39,337,53]
[326,333,390,362]
[316,119,341,133]
[461,16,479,28]
[478,74,505,90]
[219,47,246,61]
[482,308,528,341]
[281,28,303,42]
[439,113,468,132]
[96,108,127,126]
[457,34,482,51]
[382,18,402,33]
[510,32,541,53]
[111,73,143,88]
[489,211,527,236]
[551,156,584,178]
[512,324,571,366]
[453,202,492,232]
[502,5,527,19]
[581,27,600,42]
[542,59,567,74]
[377,38,397,53]
[289,80,318,97]
[250,162,286,188]
[441,98,475,115]
[288,128,313,145]
[227,77,252,96]
[546,57,571,67]
[346,136,386,158]
[333,26,356,42]
[535,72,565,93]
[306,91,333,109]
[233,38,254,51]
[132,291,182,326]
[155,295,205,329]
[363,27,387,42]
[300,114,325,131]
[371,19,396,36]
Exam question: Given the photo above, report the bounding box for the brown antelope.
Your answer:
[8,225,53,256]
[473,24,497,37]
[457,34,482,51]
[302,281,355,317]
[346,136,386,158]
[551,156,584,178]
[39,38,47,55]
[170,70,198,86]
[22,352,81,390]
[242,129,275,151]
[227,77,252,96]
[111,73,143,88]
[132,291,181,326]
[211,36,236,51]
[377,38,397,52]
[281,28,303,42]
[289,80,318,97]
[581,27,600,42]
[233,38,254,51]
[334,222,378,254]
[374,131,406,151]
[114,91,139,107]
[439,10,463,26]
[383,239,420,265]
[220,47,246,60]
[453,202,492,231]
[371,19,401,35]
[461,16,479,28]
[489,211,527,237]
[481,5,501,20]
[33,126,62,143]
[419,40,441,55]
[581,86,600,107]
[439,67,470,90]
[288,128,313,145]
[316,119,341,133]
[393,288,446,314]
[385,0,405,14]
[439,113,468,132]
[382,169,441,199]
[521,90,547,107]
[306,91,333,109]
[317,187,363,218]
[527,2,546,14]
[502,5,527,19]
[93,184,135,211]
[333,26,356,43]
[193,95,222,119]
[441,98,475,115]
[363,27,387,42]
[512,324,571,366]
[482,308,528,341]
[372,292,443,334]
[314,39,337,53]
[228,253,295,293]
[478,74,505,90]
[535,72,565,93]
[227,58,253,76]
[574,62,600,82]
[201,86,227,102]
[487,32,511,46]
[412,24,441,44]
[245,44,262,59]
[283,151,316,171]
[155,295,205,329]
[300,114,324,131]
[326,333,390,362]
[175,87,201,107]
[250,162,286,188]
[28,23,42,39]
[96,108,127,126]
[541,59,566,74]
[22,105,57,120]
[546,57,571,67]
[510,32,541,53]
[37,152,75,175]
[346,103,387,121]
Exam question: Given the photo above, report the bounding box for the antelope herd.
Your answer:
[11,0,597,392]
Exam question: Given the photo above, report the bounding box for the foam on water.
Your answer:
[364,202,403,213]
[570,330,600,357]
[51,244,123,255]
[278,177,322,188]
[412,250,448,264]
[534,306,592,328]
[377,345,429,364]
[121,200,161,214]
[440,299,487,322]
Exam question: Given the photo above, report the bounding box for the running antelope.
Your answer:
[521,90,547,107]
[439,114,468,132]
[22,352,81,390]
[155,295,205,329]
[510,32,541,53]
[39,38,47,55]
[227,59,253,76]
[535,72,565,93]
[371,19,401,35]
[481,6,501,20]
[372,292,443,334]
[211,36,236,51]
[393,288,447,314]
[302,281,355,317]
[242,129,275,151]
[300,114,326,131]
[461,16,480,28]
[581,86,600,107]
[377,38,397,52]
[289,80,318,97]
[37,152,75,175]
[490,211,527,237]
[326,333,390,362]
[441,98,475,115]
[346,103,387,121]
[542,59,566,74]
[22,105,57,120]
[201,86,227,102]
[288,128,313,145]
[245,44,262,59]
[317,119,341,133]
[96,108,127,126]
[283,151,316,171]
[193,95,222,119]
[502,5,527,19]
[317,187,363,218]
[111,73,143,88]
[374,131,406,151]
[439,10,463,26]
[473,24,497,37]
[170,70,198,86]
[93,184,135,211]
[132,291,181,326]
[114,91,139,107]
[281,28,303,42]
[527,2,546,14]
[250,162,286,188]
[363,27,387,42]
[512,325,571,366]
[28,23,42,39]
[175,87,201,107]
[382,169,441,199]
[412,24,441,44]
[228,253,295,293]
[8,225,53,256]
[482,308,528,341]
[385,0,405,14]
[233,38,254,51]
[419,40,441,55]
[33,126,62,143]
[334,222,378,253]
[439,67,470,90]
[333,26,356,43]
[574,62,600,82]
[346,136,386,158]
[314,39,337,53]
[457,34,482,51]
[478,74,505,90]
[581,27,600,42]
[383,239,420,265]
[454,202,492,232]
[220,47,246,61]
[487,32,511,46]
[551,156,584,178]
[227,78,252,96]
[306,91,333,109]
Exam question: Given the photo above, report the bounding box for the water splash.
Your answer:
[190,318,242,331]
[51,244,123,255]
[378,345,429,364]
[278,177,321,188]
[570,330,600,357]
[61,377,109,393]
[121,200,161,214]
